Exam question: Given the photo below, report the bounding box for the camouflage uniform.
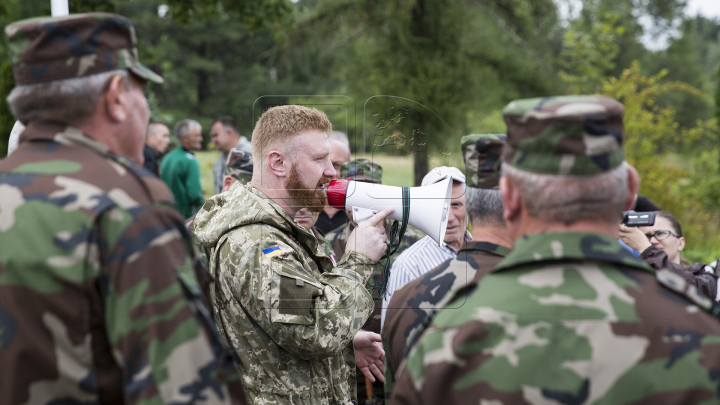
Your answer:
[224,148,254,186]
[0,14,245,404]
[193,183,377,404]
[186,149,254,268]
[382,134,509,403]
[392,96,720,404]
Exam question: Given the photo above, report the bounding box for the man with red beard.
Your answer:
[193,105,390,405]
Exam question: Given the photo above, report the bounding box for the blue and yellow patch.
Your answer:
[263,246,282,259]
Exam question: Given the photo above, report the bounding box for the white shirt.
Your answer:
[380,230,472,330]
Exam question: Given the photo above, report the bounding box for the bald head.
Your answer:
[329,139,351,179]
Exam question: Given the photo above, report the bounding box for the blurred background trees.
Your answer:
[3,0,720,261]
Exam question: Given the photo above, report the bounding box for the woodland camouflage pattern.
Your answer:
[0,121,245,404]
[225,148,253,184]
[339,159,382,184]
[382,241,509,403]
[502,96,625,175]
[461,134,506,189]
[5,13,163,85]
[193,182,377,404]
[392,232,720,405]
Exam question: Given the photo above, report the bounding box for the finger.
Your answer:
[366,332,383,342]
[361,366,375,383]
[369,363,385,383]
[363,207,394,228]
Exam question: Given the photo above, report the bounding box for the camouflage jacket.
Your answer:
[0,121,245,405]
[392,231,720,405]
[325,219,425,333]
[193,182,376,405]
[382,241,509,403]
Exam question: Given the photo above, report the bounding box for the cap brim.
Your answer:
[129,62,164,84]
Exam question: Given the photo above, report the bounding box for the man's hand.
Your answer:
[619,224,652,253]
[354,330,385,383]
[346,208,393,262]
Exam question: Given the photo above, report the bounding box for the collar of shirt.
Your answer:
[440,229,473,252]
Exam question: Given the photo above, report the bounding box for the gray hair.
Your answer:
[328,131,350,147]
[174,119,202,138]
[501,162,628,225]
[7,69,129,124]
[147,122,168,137]
[465,187,505,227]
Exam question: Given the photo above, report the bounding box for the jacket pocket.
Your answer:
[270,265,322,325]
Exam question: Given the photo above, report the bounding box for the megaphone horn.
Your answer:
[327,176,453,246]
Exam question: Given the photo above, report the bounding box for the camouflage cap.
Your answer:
[5,13,163,85]
[225,148,253,185]
[502,95,625,175]
[461,134,506,189]
[340,159,382,184]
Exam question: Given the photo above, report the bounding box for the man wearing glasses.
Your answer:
[161,119,206,218]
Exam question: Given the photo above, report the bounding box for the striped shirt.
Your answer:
[381,231,472,330]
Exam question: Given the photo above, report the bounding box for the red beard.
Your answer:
[285,163,331,213]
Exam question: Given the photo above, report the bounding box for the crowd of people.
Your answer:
[3,11,720,405]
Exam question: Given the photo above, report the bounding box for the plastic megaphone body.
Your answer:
[327,176,453,246]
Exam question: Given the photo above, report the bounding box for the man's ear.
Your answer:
[625,163,640,212]
[267,150,287,177]
[500,176,522,223]
[222,175,237,192]
[103,74,129,123]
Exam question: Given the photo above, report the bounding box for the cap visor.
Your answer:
[129,62,164,84]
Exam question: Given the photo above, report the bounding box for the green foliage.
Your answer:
[602,62,720,260]
[164,0,294,35]
[559,13,625,94]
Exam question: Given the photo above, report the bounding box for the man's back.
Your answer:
[392,232,720,405]
[0,122,245,404]
[382,241,509,397]
[160,146,204,218]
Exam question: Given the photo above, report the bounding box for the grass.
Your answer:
[196,150,221,197]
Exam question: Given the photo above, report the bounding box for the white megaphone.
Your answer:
[327,176,453,246]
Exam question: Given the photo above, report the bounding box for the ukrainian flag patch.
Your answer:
[263,246,283,258]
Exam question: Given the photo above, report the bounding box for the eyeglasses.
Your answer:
[645,230,680,241]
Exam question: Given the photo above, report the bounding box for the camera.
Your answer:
[621,211,657,227]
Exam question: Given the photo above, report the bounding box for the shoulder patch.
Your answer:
[185,153,196,160]
[263,246,283,258]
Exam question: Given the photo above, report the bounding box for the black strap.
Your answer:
[370,187,410,298]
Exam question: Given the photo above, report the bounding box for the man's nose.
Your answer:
[325,161,337,178]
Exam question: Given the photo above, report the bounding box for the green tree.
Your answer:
[296,0,563,184]
[603,62,720,261]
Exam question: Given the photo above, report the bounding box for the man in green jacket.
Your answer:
[161,119,205,218]
[194,105,390,404]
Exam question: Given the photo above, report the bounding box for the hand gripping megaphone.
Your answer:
[326,176,453,247]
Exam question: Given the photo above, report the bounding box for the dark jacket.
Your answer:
[640,245,718,301]
[142,144,160,175]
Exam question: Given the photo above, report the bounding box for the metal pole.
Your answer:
[51,0,69,17]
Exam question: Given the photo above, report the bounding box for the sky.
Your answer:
[686,0,720,19]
